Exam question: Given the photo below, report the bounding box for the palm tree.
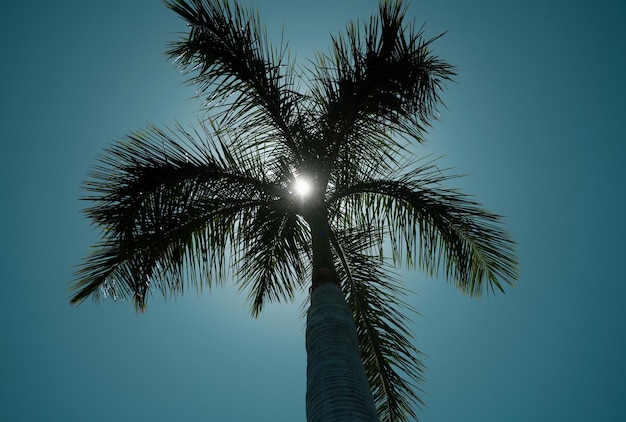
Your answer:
[69,0,518,420]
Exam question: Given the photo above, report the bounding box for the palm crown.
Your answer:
[70,0,518,420]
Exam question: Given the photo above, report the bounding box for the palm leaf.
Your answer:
[236,203,311,316]
[330,224,425,421]
[329,159,519,297]
[164,0,303,156]
[308,0,455,169]
[70,122,303,312]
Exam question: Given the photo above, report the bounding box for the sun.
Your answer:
[293,178,312,197]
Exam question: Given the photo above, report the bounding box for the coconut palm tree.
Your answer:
[69,0,518,420]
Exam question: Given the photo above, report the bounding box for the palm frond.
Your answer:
[164,0,303,156]
[309,0,455,165]
[329,159,519,297]
[329,224,425,421]
[70,123,288,311]
[235,202,311,316]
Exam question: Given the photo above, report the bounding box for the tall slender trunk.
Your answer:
[305,208,380,422]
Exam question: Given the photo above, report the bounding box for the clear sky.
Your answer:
[1,1,625,421]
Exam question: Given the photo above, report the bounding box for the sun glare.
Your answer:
[293,178,312,197]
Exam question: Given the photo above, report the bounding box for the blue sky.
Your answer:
[1,0,625,421]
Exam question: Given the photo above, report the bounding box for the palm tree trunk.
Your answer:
[306,282,380,422]
[305,209,380,422]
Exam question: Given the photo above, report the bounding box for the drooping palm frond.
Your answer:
[236,204,312,316]
[70,122,308,313]
[329,224,425,421]
[323,157,517,420]
[329,159,519,297]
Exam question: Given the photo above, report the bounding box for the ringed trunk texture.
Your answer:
[305,280,380,422]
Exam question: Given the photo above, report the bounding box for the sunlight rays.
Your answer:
[293,177,312,197]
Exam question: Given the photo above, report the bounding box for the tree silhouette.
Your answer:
[70,1,518,420]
